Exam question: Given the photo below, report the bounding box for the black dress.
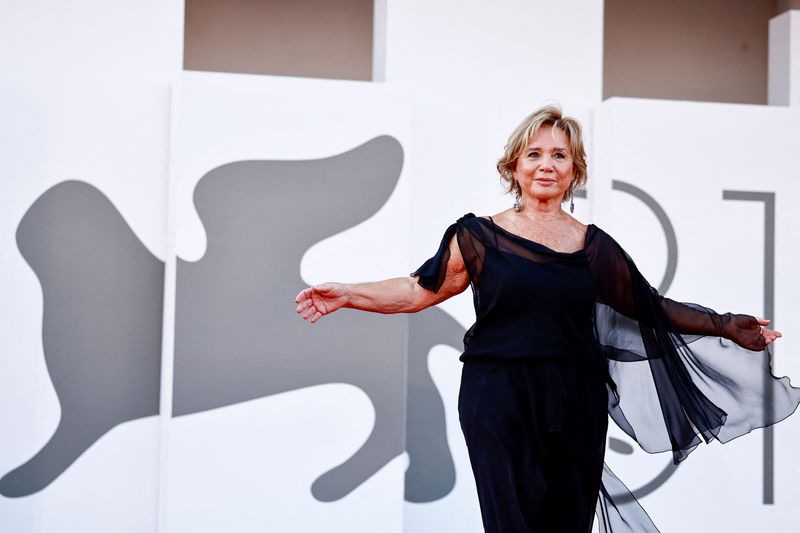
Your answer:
[412,213,800,533]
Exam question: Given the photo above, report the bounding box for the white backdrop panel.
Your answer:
[0,1,180,530]
[0,79,170,532]
[166,71,412,533]
[0,0,182,84]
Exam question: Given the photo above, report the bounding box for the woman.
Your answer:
[294,106,799,532]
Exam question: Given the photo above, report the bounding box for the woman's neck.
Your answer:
[517,196,567,222]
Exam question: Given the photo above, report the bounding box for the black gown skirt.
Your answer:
[459,359,608,533]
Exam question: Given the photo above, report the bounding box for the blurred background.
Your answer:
[1,1,799,531]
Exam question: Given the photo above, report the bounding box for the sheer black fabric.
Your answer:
[412,213,800,532]
[586,229,800,463]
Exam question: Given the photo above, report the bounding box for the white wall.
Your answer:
[769,10,800,105]
[0,1,181,532]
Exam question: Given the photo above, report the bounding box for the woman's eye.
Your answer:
[554,152,566,159]
[528,151,539,158]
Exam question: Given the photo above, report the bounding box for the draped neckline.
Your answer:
[475,215,596,256]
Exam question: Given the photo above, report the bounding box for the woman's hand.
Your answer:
[295,283,350,324]
[724,314,782,351]
[756,317,782,347]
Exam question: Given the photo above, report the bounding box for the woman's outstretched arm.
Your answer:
[588,228,781,350]
[660,298,782,348]
[294,235,469,324]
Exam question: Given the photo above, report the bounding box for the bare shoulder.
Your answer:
[566,216,590,246]
[567,215,588,233]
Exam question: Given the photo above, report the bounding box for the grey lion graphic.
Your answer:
[2,136,464,503]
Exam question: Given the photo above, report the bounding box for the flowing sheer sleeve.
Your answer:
[585,227,800,462]
[411,221,458,293]
[411,213,483,293]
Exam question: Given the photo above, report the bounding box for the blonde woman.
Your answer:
[295,106,797,532]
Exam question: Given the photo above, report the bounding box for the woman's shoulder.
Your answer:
[446,213,493,241]
[584,223,612,241]
[582,224,627,257]
[451,212,493,228]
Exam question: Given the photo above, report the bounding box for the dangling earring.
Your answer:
[512,178,521,212]
[568,180,576,213]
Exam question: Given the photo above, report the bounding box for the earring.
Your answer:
[513,193,521,212]
[568,180,576,213]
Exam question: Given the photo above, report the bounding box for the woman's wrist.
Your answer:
[338,282,354,308]
[342,283,353,307]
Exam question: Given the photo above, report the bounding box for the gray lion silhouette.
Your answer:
[2,136,465,502]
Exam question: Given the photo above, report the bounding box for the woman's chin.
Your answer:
[526,190,563,203]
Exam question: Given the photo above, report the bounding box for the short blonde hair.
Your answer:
[496,105,587,203]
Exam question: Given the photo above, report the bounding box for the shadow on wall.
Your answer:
[1,136,463,503]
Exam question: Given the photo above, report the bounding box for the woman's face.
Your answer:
[513,125,574,204]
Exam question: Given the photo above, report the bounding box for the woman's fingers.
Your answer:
[296,297,314,314]
[294,287,311,304]
[760,326,782,347]
[302,305,316,319]
[765,335,779,346]
[296,297,313,314]
[760,327,782,337]
[752,317,783,347]
[295,286,324,323]
[294,287,314,317]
